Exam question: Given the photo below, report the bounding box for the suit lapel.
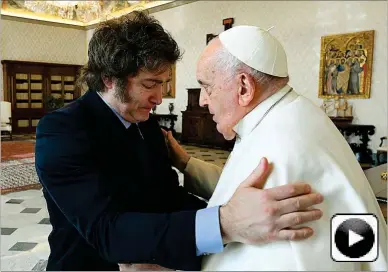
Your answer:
[80,90,153,185]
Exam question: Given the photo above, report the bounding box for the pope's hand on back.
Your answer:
[161,128,324,245]
[220,158,323,245]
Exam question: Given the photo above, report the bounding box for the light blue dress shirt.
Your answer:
[96,91,224,256]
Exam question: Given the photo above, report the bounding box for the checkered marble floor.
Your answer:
[1,189,50,271]
[182,145,230,168]
[0,144,230,271]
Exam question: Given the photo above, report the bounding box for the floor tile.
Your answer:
[1,213,43,228]
[38,218,50,225]
[1,203,26,215]
[32,259,48,271]
[1,228,17,235]
[9,242,38,251]
[8,224,52,244]
[21,194,47,205]
[6,199,24,204]
[1,251,41,271]
[30,241,51,260]
[20,208,41,214]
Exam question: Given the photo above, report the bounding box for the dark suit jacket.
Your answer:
[35,90,207,271]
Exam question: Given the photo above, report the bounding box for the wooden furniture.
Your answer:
[364,164,387,222]
[1,101,13,140]
[2,60,82,134]
[379,202,387,222]
[152,113,178,136]
[180,88,234,150]
[377,137,387,165]
[332,122,375,169]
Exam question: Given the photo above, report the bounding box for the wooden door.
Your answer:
[10,63,45,133]
[46,66,79,110]
[181,112,205,144]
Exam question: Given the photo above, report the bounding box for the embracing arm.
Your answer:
[183,157,222,200]
[161,129,222,200]
[35,113,201,270]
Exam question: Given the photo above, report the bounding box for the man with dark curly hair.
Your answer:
[35,11,323,271]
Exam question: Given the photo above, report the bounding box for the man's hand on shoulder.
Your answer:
[219,158,324,245]
[161,128,190,172]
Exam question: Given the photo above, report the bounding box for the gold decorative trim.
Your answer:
[86,0,198,29]
[1,1,198,30]
[382,172,387,182]
[148,0,198,14]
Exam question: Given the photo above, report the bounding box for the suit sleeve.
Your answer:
[183,157,223,200]
[35,112,202,271]
[146,118,208,211]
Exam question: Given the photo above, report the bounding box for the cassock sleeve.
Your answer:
[183,157,223,200]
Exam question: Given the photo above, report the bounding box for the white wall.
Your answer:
[86,28,95,56]
[4,1,386,151]
[0,18,87,99]
[149,0,387,151]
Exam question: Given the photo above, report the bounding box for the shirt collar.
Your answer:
[233,84,292,139]
[96,91,132,129]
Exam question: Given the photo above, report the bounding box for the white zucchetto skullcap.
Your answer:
[219,25,288,77]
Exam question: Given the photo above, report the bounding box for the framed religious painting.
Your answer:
[318,30,374,99]
[162,64,176,98]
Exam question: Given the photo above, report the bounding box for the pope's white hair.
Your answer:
[212,44,287,87]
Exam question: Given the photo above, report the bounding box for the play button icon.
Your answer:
[331,214,378,262]
[348,230,364,247]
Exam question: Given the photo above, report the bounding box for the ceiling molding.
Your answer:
[1,1,198,30]
[0,13,85,30]
[85,0,198,30]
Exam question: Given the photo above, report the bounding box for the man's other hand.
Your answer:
[162,128,190,172]
[220,157,324,245]
[119,263,173,271]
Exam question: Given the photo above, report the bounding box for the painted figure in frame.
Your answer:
[319,30,374,99]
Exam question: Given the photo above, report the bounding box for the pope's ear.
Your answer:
[237,73,255,106]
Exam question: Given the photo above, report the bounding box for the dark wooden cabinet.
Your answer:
[2,60,82,134]
[181,88,234,150]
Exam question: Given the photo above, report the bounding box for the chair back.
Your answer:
[1,101,12,124]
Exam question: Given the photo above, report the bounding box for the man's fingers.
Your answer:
[240,158,272,189]
[277,227,314,241]
[276,209,323,230]
[167,130,174,141]
[265,183,312,200]
[278,193,323,214]
[119,263,173,271]
[161,128,167,137]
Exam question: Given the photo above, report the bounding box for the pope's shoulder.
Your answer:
[254,93,350,155]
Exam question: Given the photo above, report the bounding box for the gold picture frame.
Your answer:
[318,30,374,99]
[162,64,176,98]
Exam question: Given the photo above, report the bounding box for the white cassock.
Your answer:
[184,85,387,271]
